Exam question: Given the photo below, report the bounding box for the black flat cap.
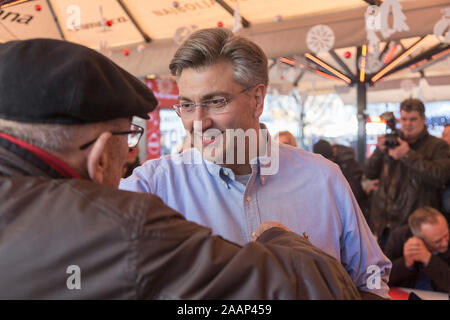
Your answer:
[0,38,157,124]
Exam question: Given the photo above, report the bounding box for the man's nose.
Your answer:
[193,106,212,130]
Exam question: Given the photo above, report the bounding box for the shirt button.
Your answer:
[246,196,252,202]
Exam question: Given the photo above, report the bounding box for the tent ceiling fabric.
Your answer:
[1,0,449,103]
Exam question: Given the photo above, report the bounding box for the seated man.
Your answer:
[120,28,391,299]
[0,38,360,299]
[384,207,450,292]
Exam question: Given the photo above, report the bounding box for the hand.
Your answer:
[376,135,387,152]
[403,239,415,268]
[388,137,410,160]
[252,221,291,241]
[404,237,432,267]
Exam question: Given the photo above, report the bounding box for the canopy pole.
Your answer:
[46,0,65,40]
[356,46,367,166]
[116,0,151,43]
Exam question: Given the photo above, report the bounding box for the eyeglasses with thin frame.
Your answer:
[79,123,144,150]
[173,85,256,117]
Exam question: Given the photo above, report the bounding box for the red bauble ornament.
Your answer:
[106,20,113,27]
[35,4,42,11]
[344,51,351,59]
[217,21,223,28]
[123,48,130,56]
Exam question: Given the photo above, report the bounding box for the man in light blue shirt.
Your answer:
[120,28,391,299]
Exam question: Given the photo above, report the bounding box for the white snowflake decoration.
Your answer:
[173,25,198,45]
[400,79,415,92]
[98,40,112,57]
[364,0,409,55]
[366,53,384,74]
[433,8,450,44]
[358,53,384,74]
[306,24,335,54]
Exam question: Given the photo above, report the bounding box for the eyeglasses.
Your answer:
[79,123,144,150]
[173,85,255,117]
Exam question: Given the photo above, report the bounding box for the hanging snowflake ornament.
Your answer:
[361,53,384,74]
[137,44,146,53]
[379,0,409,39]
[400,79,415,92]
[306,24,335,54]
[364,0,409,55]
[98,40,112,57]
[232,0,243,33]
[173,25,198,45]
[365,5,381,54]
[416,77,430,101]
[433,8,450,44]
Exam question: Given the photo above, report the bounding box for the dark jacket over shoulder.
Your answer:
[384,225,450,292]
[334,145,369,220]
[0,138,361,300]
[365,129,450,236]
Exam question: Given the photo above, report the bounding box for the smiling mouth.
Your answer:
[194,131,224,147]
[202,135,216,146]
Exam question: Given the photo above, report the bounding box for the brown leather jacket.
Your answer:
[0,136,361,299]
[365,128,450,237]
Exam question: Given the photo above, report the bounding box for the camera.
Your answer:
[380,112,403,149]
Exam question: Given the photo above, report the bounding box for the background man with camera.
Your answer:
[365,98,450,250]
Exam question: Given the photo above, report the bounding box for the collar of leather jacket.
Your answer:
[405,127,429,147]
[0,135,66,178]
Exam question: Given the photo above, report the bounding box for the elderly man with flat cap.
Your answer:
[0,38,361,299]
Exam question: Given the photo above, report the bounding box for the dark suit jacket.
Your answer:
[384,225,450,292]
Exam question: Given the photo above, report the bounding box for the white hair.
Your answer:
[0,118,124,152]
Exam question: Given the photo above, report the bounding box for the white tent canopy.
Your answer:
[1,0,450,102]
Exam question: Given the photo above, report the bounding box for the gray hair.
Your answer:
[169,28,268,88]
[408,206,445,238]
[0,118,124,152]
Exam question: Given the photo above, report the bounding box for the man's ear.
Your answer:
[86,132,112,184]
[253,84,266,118]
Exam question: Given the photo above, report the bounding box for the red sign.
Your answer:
[144,78,179,159]
[146,109,161,160]
[145,78,179,109]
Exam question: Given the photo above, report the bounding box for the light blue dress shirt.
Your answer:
[120,143,392,298]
